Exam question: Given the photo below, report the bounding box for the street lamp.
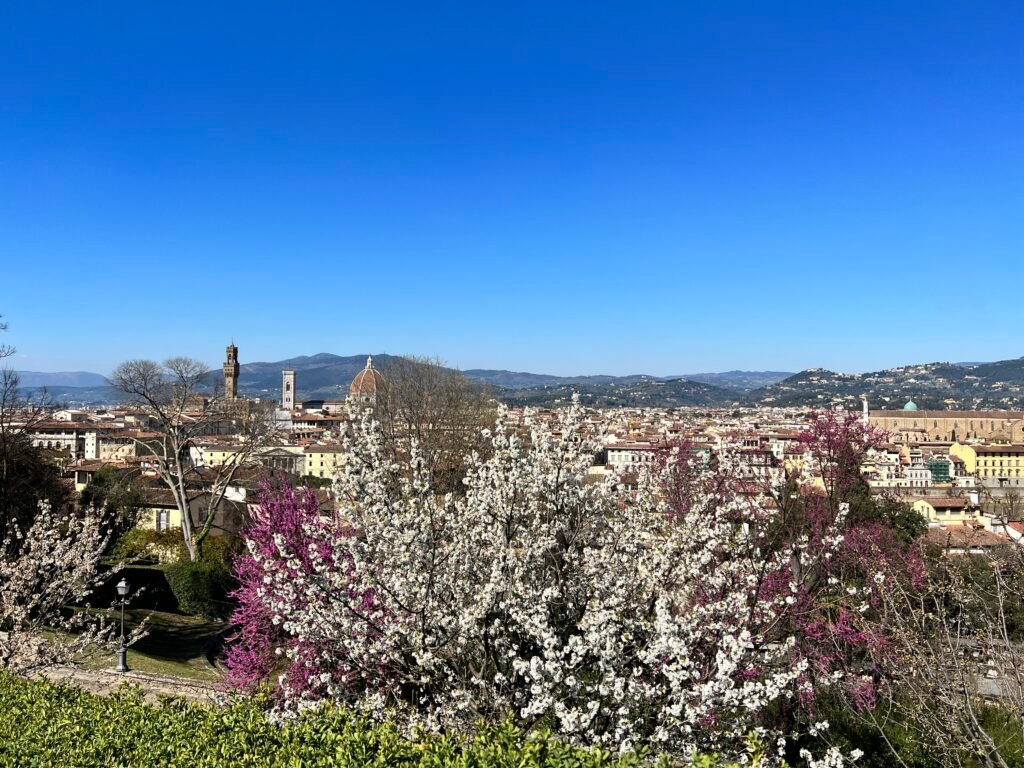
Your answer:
[115,578,130,674]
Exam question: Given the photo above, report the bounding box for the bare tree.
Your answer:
[110,357,277,561]
[849,540,1024,768]
[0,315,11,362]
[372,355,496,495]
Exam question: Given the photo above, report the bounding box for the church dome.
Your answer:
[903,399,919,411]
[349,356,386,401]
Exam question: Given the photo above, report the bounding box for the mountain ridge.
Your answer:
[16,355,1024,410]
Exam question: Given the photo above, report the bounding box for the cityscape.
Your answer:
[2,2,1022,767]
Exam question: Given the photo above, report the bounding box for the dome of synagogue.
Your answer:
[903,400,919,411]
[349,356,386,400]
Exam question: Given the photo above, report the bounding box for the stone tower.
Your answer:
[223,343,240,400]
[282,369,296,410]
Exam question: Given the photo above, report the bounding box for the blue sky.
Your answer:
[1,2,1021,376]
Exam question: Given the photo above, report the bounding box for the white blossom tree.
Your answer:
[236,399,861,761]
[0,502,121,674]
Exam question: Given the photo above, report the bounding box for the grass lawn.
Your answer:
[64,608,228,683]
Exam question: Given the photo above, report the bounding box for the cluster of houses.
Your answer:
[19,347,1024,560]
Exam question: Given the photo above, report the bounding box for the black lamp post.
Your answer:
[115,577,130,674]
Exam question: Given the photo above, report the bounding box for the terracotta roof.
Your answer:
[924,526,1009,549]
[304,445,345,454]
[349,357,386,398]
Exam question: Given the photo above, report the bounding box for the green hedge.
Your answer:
[163,558,235,620]
[0,673,751,768]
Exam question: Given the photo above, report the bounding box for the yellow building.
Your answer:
[911,497,977,526]
[194,443,246,467]
[135,488,246,538]
[950,442,1024,480]
[304,445,346,480]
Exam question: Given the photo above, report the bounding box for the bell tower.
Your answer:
[282,369,296,410]
[223,342,240,400]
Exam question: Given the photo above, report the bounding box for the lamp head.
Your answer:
[116,578,129,598]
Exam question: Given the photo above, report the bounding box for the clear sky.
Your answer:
[1,2,1021,377]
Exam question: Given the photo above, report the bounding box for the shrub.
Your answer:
[0,673,755,768]
[112,528,187,564]
[163,558,234,619]
[198,534,242,570]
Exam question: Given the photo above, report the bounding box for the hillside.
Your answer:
[751,359,1024,410]
[236,353,403,399]
[13,371,109,388]
[463,369,791,393]
[17,355,1024,410]
[671,370,792,392]
[501,377,741,408]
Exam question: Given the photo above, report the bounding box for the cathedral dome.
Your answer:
[903,399,919,411]
[349,356,386,401]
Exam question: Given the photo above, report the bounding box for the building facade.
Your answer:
[870,410,1024,443]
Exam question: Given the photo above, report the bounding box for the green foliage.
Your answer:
[846,481,926,543]
[299,473,333,489]
[163,557,234,620]
[0,673,753,767]
[807,697,937,768]
[198,533,242,569]
[111,528,187,564]
[948,550,1024,643]
[0,431,68,544]
[979,707,1024,768]
[81,466,144,525]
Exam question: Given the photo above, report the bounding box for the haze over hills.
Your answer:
[463,369,791,392]
[13,371,109,388]
[14,355,1024,409]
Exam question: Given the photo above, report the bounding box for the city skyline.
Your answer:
[2,2,1022,375]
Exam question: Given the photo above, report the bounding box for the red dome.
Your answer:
[349,356,386,400]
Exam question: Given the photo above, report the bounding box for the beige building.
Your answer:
[870,410,1024,443]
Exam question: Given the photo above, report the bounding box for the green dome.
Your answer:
[903,400,919,411]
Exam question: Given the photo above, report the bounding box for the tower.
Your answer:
[223,343,240,400]
[282,369,296,410]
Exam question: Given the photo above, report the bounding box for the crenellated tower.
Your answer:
[223,342,240,400]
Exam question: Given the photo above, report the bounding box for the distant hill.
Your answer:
[14,371,109,388]
[236,353,403,399]
[14,354,1024,410]
[750,359,1024,410]
[464,370,659,390]
[463,369,792,393]
[20,384,120,405]
[501,377,741,408]
[670,371,792,392]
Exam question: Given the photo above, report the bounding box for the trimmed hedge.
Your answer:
[0,674,750,767]
[163,558,234,620]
